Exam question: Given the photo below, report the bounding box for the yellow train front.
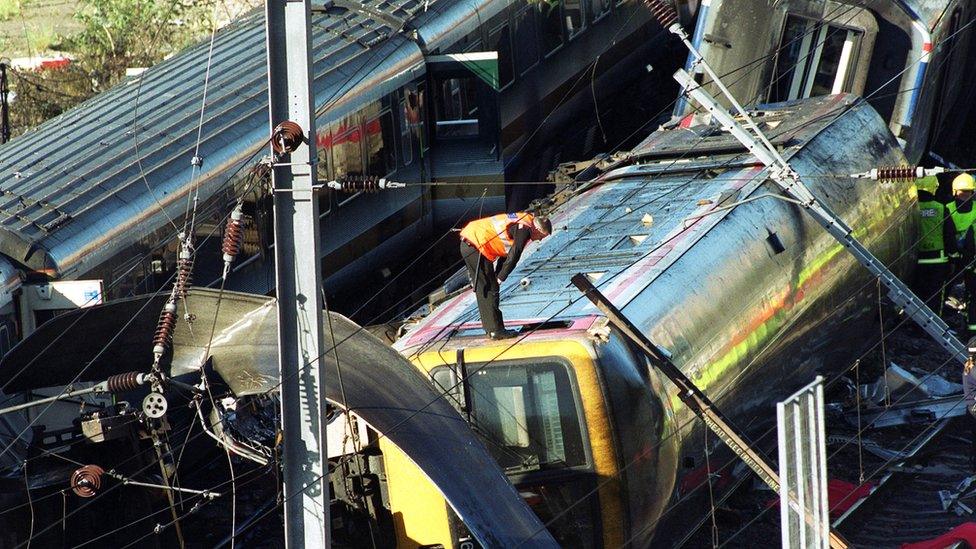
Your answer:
[382,94,919,547]
[385,327,677,547]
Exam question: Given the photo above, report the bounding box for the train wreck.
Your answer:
[2,0,976,546]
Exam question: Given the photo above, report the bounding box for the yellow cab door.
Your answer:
[381,338,627,548]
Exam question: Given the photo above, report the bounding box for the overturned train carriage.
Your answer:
[386,94,916,546]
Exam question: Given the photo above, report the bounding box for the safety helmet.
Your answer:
[953,173,975,193]
[533,216,552,236]
[916,175,939,194]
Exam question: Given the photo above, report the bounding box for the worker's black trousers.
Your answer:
[461,241,504,334]
[914,261,948,317]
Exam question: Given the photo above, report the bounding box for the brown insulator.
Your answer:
[876,165,917,185]
[642,0,678,28]
[106,371,143,393]
[70,465,104,498]
[153,302,178,356]
[175,255,193,299]
[222,208,245,264]
[271,121,305,154]
[337,175,380,193]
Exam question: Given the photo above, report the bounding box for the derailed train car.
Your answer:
[378,0,976,546]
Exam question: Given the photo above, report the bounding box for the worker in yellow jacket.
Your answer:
[459,212,552,339]
[949,174,976,335]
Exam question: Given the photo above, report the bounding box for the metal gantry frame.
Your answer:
[673,67,967,365]
[265,1,331,547]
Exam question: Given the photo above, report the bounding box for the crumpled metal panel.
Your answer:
[0,289,558,547]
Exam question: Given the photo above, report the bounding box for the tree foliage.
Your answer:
[7,0,220,138]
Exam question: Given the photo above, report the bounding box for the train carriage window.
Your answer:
[540,2,564,55]
[769,15,863,103]
[365,110,396,176]
[398,98,414,166]
[330,115,365,179]
[465,360,586,471]
[435,78,480,138]
[564,0,583,39]
[589,0,609,23]
[488,24,514,88]
[513,7,541,75]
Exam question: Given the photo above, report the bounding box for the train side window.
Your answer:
[365,109,396,176]
[769,16,863,103]
[488,24,514,88]
[398,98,414,166]
[512,7,540,75]
[564,0,583,39]
[589,0,609,23]
[540,3,564,56]
[330,115,365,179]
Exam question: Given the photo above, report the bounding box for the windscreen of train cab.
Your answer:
[433,359,585,472]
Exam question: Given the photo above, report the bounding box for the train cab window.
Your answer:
[365,110,396,176]
[589,0,609,23]
[434,78,480,138]
[564,0,583,39]
[488,24,514,88]
[465,361,586,472]
[513,7,541,75]
[540,3,564,55]
[769,16,863,103]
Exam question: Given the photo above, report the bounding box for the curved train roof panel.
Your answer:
[0,2,429,275]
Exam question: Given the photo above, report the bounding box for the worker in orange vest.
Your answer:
[459,211,552,339]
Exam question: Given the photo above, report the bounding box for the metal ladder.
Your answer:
[673,68,966,364]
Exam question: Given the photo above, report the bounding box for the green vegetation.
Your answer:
[7,0,228,138]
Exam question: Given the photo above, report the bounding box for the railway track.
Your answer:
[829,414,976,548]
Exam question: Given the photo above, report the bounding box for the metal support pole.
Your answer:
[570,274,849,549]
[1,62,10,144]
[265,2,330,547]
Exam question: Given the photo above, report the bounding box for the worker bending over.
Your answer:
[459,212,552,339]
[915,175,954,315]
[950,174,976,335]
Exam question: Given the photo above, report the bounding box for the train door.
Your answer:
[425,52,506,225]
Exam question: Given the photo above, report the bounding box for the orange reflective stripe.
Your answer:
[459,212,534,261]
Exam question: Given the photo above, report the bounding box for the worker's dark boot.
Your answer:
[489,329,518,340]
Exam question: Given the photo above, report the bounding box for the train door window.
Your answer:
[589,0,609,24]
[564,0,583,39]
[769,15,862,103]
[0,324,10,357]
[488,24,514,89]
[365,109,396,176]
[398,97,414,166]
[513,7,540,75]
[466,360,586,472]
[540,3,564,55]
[434,78,480,138]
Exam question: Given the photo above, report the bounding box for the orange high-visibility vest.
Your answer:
[460,212,535,262]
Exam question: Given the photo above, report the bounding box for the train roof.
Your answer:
[396,94,874,354]
[0,0,439,275]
